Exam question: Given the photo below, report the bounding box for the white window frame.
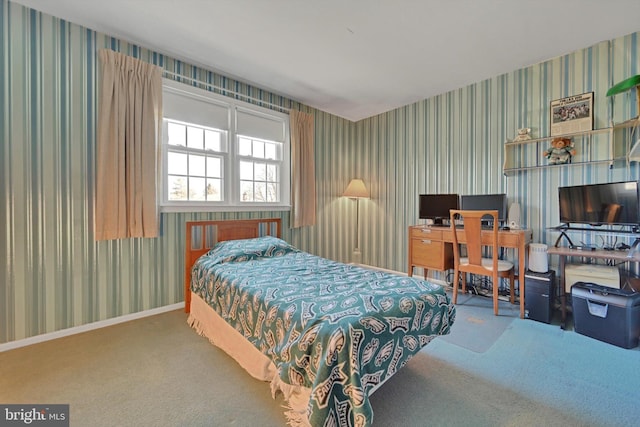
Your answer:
[160,79,290,212]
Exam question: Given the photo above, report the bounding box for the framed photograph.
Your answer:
[550,92,594,136]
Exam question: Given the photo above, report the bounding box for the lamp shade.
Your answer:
[606,74,640,96]
[343,179,369,198]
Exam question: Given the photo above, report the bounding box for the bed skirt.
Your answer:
[187,292,312,426]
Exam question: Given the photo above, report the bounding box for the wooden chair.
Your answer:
[449,209,515,316]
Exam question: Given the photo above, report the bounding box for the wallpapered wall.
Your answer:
[1,0,639,344]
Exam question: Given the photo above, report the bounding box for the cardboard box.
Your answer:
[564,264,619,293]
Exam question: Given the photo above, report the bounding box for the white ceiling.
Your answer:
[11,0,640,121]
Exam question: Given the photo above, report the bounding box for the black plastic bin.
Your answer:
[571,282,640,349]
[524,270,555,324]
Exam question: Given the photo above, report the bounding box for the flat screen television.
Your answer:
[459,193,508,224]
[558,181,640,227]
[419,194,459,225]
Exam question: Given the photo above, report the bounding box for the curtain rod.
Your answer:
[162,70,291,114]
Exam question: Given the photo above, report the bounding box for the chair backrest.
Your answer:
[449,209,500,274]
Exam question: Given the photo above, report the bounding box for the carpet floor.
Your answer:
[1,294,638,426]
[439,293,518,353]
[424,294,640,427]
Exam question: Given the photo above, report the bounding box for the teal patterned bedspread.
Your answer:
[190,236,456,427]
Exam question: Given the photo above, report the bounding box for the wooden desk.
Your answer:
[547,246,640,329]
[408,225,533,319]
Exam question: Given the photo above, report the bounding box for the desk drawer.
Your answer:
[494,232,519,247]
[410,227,443,240]
[410,239,453,271]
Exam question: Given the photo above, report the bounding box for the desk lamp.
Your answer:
[607,74,640,161]
[606,74,640,114]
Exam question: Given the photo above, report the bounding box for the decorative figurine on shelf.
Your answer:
[543,137,576,165]
[513,128,532,141]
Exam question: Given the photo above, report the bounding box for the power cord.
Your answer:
[599,235,617,251]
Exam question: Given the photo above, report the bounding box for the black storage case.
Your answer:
[524,270,555,324]
[571,282,640,349]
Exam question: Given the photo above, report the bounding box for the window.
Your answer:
[166,121,226,202]
[238,136,281,202]
[161,80,290,212]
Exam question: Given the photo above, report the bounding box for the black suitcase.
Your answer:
[571,282,640,349]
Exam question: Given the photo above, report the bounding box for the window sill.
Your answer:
[160,204,291,213]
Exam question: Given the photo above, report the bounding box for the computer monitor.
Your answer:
[459,193,508,225]
[419,194,459,225]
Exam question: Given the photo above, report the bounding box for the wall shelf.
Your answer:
[503,118,640,176]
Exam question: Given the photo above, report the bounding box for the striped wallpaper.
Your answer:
[1,0,639,344]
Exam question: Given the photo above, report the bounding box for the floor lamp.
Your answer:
[343,179,370,263]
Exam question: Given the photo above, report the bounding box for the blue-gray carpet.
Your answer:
[2,299,638,426]
[424,294,640,427]
[440,293,518,353]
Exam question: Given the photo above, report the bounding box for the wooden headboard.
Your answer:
[184,218,282,313]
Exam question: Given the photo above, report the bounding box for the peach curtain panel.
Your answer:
[95,49,163,240]
[289,110,316,228]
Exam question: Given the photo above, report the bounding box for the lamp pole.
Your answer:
[353,198,362,263]
[342,178,369,264]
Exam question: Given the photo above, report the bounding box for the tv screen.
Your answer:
[419,194,459,224]
[558,181,639,226]
[459,194,508,222]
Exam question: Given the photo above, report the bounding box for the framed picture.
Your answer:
[550,92,594,136]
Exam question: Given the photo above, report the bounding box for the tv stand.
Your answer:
[548,225,640,329]
[550,224,640,249]
[628,238,640,259]
[553,230,576,248]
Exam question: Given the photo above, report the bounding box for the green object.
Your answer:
[606,74,640,96]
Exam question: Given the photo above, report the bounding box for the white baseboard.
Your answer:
[0,303,184,353]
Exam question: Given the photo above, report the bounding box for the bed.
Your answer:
[185,218,456,427]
